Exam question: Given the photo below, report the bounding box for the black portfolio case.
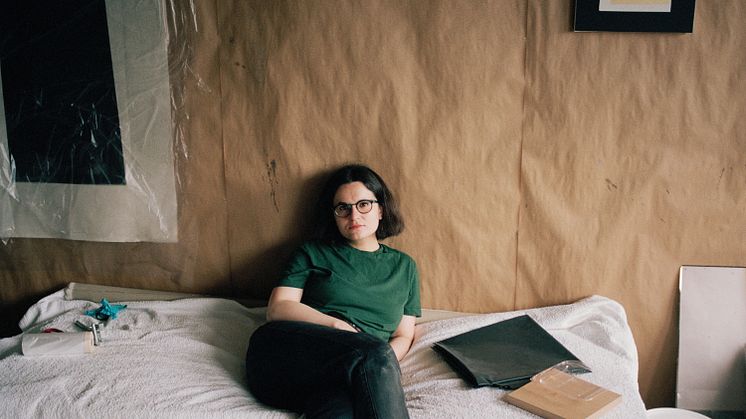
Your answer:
[432,314,590,389]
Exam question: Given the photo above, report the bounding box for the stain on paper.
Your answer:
[267,160,279,213]
[605,178,618,191]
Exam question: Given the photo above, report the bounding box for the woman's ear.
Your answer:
[378,205,384,220]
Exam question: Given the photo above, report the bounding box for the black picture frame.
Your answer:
[574,0,695,33]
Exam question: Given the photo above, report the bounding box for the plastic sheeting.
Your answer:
[0,0,178,242]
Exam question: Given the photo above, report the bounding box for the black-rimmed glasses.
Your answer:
[333,199,378,217]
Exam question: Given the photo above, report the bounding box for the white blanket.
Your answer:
[0,292,646,418]
[401,295,647,418]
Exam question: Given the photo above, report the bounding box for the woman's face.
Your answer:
[333,181,383,251]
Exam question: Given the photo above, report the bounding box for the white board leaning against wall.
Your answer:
[677,266,746,414]
[0,0,177,243]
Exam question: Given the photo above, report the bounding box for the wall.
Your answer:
[1,0,744,408]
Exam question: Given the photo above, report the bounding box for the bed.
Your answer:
[0,283,647,418]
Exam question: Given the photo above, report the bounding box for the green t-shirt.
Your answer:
[279,240,421,341]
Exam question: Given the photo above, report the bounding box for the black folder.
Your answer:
[432,314,590,389]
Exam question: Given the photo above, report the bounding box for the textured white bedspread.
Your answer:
[401,295,647,418]
[0,292,646,418]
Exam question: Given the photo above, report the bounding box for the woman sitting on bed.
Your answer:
[246,164,421,419]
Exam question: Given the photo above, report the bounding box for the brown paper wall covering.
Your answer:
[1,0,744,408]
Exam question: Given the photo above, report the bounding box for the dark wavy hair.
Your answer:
[312,164,405,243]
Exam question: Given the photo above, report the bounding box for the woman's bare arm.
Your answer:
[266,286,357,332]
[388,315,416,361]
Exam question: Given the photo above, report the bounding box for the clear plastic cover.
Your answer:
[0,0,194,244]
[532,360,601,401]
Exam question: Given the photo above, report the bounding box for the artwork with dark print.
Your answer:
[1,0,125,185]
[574,0,695,33]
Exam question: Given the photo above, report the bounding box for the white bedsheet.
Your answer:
[0,292,646,418]
[401,295,647,418]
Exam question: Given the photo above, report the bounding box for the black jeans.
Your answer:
[245,321,410,419]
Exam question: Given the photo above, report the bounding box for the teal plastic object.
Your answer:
[84,299,127,321]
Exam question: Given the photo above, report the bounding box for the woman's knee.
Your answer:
[356,337,399,372]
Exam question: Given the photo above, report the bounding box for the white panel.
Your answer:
[677,266,746,411]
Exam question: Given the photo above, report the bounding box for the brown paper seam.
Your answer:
[513,2,530,312]
[212,0,234,294]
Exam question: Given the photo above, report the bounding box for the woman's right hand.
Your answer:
[332,319,359,333]
[267,286,358,332]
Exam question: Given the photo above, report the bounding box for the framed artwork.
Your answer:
[0,0,178,242]
[574,0,696,33]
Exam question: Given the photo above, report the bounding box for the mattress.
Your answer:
[0,285,647,418]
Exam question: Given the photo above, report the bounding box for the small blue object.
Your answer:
[85,299,127,321]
